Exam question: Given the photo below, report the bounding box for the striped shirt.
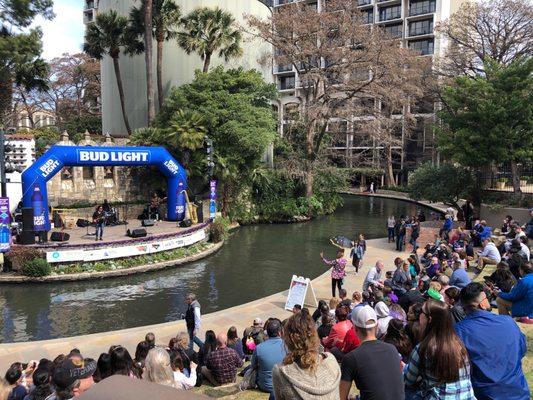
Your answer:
[404,345,475,400]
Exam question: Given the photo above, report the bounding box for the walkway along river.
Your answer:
[0,195,435,342]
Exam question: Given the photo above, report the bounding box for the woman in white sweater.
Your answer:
[170,351,197,390]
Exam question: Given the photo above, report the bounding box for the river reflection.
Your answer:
[0,195,434,342]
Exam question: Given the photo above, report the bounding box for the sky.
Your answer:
[32,0,85,60]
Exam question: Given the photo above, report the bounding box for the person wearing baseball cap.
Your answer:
[52,357,97,399]
[339,305,405,400]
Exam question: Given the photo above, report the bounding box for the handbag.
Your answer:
[239,366,257,391]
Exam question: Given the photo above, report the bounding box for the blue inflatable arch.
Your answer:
[21,145,188,231]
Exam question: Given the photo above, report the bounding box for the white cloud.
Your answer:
[32,0,85,60]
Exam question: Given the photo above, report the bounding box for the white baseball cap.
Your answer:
[351,305,377,328]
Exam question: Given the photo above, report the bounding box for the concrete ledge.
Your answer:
[0,241,224,284]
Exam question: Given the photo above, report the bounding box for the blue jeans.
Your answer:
[387,227,395,241]
[188,327,204,351]
[95,222,104,240]
[409,236,418,252]
[396,234,405,251]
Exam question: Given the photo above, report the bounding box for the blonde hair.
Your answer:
[282,312,321,372]
[329,297,340,310]
[176,331,190,350]
[144,347,177,388]
[429,281,442,292]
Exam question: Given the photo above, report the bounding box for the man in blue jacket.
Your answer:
[497,262,533,318]
[455,283,529,400]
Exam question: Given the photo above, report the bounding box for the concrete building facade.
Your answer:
[85,0,272,136]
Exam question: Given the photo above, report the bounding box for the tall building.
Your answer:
[273,0,466,183]
[84,0,272,136]
[4,134,36,210]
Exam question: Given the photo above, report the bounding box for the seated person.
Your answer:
[484,261,517,293]
[476,238,501,272]
[449,261,471,289]
[322,305,353,350]
[496,263,533,319]
[501,215,514,235]
[251,319,286,393]
[202,333,243,386]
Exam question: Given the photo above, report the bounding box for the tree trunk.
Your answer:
[203,52,212,73]
[156,39,164,109]
[510,161,523,197]
[144,0,156,124]
[385,144,395,187]
[112,57,132,135]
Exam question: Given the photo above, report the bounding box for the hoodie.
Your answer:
[272,353,341,400]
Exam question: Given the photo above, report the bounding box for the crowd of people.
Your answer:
[2,210,532,400]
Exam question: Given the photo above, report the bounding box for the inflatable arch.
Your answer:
[21,145,188,231]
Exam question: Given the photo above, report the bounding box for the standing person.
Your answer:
[272,311,341,400]
[92,205,105,241]
[404,300,475,399]
[185,293,203,351]
[455,283,529,399]
[396,219,407,252]
[350,234,366,274]
[369,182,374,194]
[340,305,405,400]
[409,217,420,253]
[387,215,396,243]
[321,249,347,297]
[440,214,453,241]
[462,200,474,230]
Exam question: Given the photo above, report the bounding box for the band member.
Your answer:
[102,199,112,213]
[149,193,162,220]
[93,205,105,241]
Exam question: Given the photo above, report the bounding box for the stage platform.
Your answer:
[17,221,210,264]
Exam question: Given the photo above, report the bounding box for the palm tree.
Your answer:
[83,10,133,135]
[129,0,181,109]
[178,7,243,73]
[144,0,156,124]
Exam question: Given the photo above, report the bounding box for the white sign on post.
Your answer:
[284,275,318,311]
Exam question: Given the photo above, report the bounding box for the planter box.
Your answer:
[520,180,528,187]
[496,181,506,189]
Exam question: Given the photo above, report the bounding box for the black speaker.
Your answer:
[179,219,192,228]
[142,219,155,227]
[50,232,70,242]
[76,219,90,227]
[195,200,204,223]
[127,228,147,238]
[22,207,34,231]
[20,230,36,245]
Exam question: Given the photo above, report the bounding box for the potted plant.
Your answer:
[520,176,529,187]
[496,177,508,189]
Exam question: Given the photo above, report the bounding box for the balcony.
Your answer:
[275,0,297,6]
[408,19,433,37]
[379,6,402,22]
[275,63,293,73]
[84,0,97,10]
[357,0,372,5]
[408,39,434,55]
[278,76,296,91]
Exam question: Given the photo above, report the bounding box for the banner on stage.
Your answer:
[284,275,318,311]
[46,229,206,263]
[0,197,11,253]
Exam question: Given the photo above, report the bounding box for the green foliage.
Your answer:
[22,258,51,277]
[5,246,43,272]
[438,58,533,167]
[128,0,182,43]
[32,127,59,156]
[209,217,230,243]
[62,115,102,137]
[407,163,476,209]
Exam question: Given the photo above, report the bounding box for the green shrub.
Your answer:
[209,219,229,243]
[5,247,44,272]
[22,258,51,277]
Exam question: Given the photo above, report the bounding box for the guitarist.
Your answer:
[93,205,105,241]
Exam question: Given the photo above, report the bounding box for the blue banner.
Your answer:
[0,197,11,252]
[209,180,217,220]
[22,145,188,231]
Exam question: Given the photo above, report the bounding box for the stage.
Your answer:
[19,221,210,264]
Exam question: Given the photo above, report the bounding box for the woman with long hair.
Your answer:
[133,341,151,374]
[272,311,341,399]
[227,326,245,360]
[198,330,217,367]
[110,346,140,378]
[174,331,198,377]
[404,300,475,399]
[144,347,178,388]
[93,353,112,383]
[383,318,413,363]
[24,367,53,400]
[170,350,197,390]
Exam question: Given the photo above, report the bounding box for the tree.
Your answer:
[407,163,476,214]
[129,0,181,108]
[438,58,533,196]
[437,0,533,77]
[84,10,135,135]
[248,0,426,198]
[155,67,277,210]
[0,0,53,125]
[143,0,156,123]
[178,7,242,73]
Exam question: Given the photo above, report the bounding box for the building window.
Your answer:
[379,5,401,21]
[362,9,374,24]
[408,39,434,55]
[408,19,433,36]
[278,75,296,90]
[83,166,94,180]
[409,0,436,16]
[358,0,372,5]
[384,23,403,38]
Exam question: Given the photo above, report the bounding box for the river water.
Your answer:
[0,195,435,343]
